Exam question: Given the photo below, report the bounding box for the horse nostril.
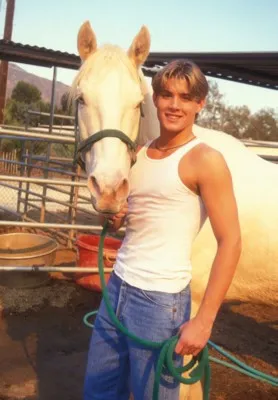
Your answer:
[116,178,129,200]
[122,178,129,189]
[90,175,102,195]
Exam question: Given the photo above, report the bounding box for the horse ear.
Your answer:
[77,21,97,61]
[128,26,150,67]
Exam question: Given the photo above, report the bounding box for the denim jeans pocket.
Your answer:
[140,288,175,309]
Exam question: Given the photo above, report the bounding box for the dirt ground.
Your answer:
[0,249,277,400]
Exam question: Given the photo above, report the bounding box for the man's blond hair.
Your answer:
[152,59,208,101]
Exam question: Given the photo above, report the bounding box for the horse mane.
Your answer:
[137,70,160,145]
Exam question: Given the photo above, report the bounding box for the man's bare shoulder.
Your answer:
[192,142,220,158]
[179,142,230,194]
[192,143,231,182]
[192,143,227,168]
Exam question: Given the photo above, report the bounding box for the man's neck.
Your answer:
[158,126,194,147]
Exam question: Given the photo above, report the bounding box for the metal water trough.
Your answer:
[0,233,58,288]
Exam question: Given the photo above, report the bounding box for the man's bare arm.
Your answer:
[176,149,241,356]
[196,150,241,323]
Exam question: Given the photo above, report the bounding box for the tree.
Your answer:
[198,81,226,130]
[0,138,21,152]
[60,92,73,113]
[243,108,278,141]
[11,81,41,104]
[197,81,278,141]
[4,98,51,127]
[56,91,75,123]
[4,99,29,126]
[3,80,54,128]
[221,105,251,139]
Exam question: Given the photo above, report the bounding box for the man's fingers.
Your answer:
[181,345,203,356]
[175,338,203,356]
[175,339,190,355]
[180,346,195,356]
[192,349,202,357]
[175,342,183,354]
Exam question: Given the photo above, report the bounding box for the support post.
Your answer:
[0,0,16,124]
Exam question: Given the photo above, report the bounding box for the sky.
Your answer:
[0,0,277,113]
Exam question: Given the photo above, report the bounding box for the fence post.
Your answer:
[17,144,26,214]
[68,164,81,249]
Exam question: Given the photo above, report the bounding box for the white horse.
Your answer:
[72,21,278,399]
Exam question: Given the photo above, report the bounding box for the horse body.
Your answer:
[73,22,278,399]
[191,125,278,307]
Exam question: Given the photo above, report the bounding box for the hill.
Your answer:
[3,62,70,106]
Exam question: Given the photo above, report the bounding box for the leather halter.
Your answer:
[76,104,144,170]
[77,129,137,170]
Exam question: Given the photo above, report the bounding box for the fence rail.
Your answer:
[0,127,98,249]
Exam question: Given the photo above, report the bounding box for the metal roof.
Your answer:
[0,39,278,90]
[0,39,80,69]
[143,52,278,90]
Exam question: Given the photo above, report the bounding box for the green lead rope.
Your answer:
[86,221,211,400]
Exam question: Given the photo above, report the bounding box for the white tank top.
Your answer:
[114,137,207,293]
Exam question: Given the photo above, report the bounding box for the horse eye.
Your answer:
[77,95,85,106]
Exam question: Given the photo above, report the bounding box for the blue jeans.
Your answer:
[84,272,191,400]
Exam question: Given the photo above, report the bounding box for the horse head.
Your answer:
[72,21,151,214]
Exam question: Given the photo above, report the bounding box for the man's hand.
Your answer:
[175,317,212,357]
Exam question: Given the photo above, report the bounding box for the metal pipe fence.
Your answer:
[0,128,99,251]
[0,128,75,143]
[0,206,85,243]
[0,120,108,279]
[0,266,112,273]
[0,175,87,186]
[0,220,104,232]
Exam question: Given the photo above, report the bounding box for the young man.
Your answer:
[84,60,241,400]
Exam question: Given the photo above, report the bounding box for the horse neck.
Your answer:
[137,76,160,145]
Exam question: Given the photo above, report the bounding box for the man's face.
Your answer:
[153,78,205,134]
